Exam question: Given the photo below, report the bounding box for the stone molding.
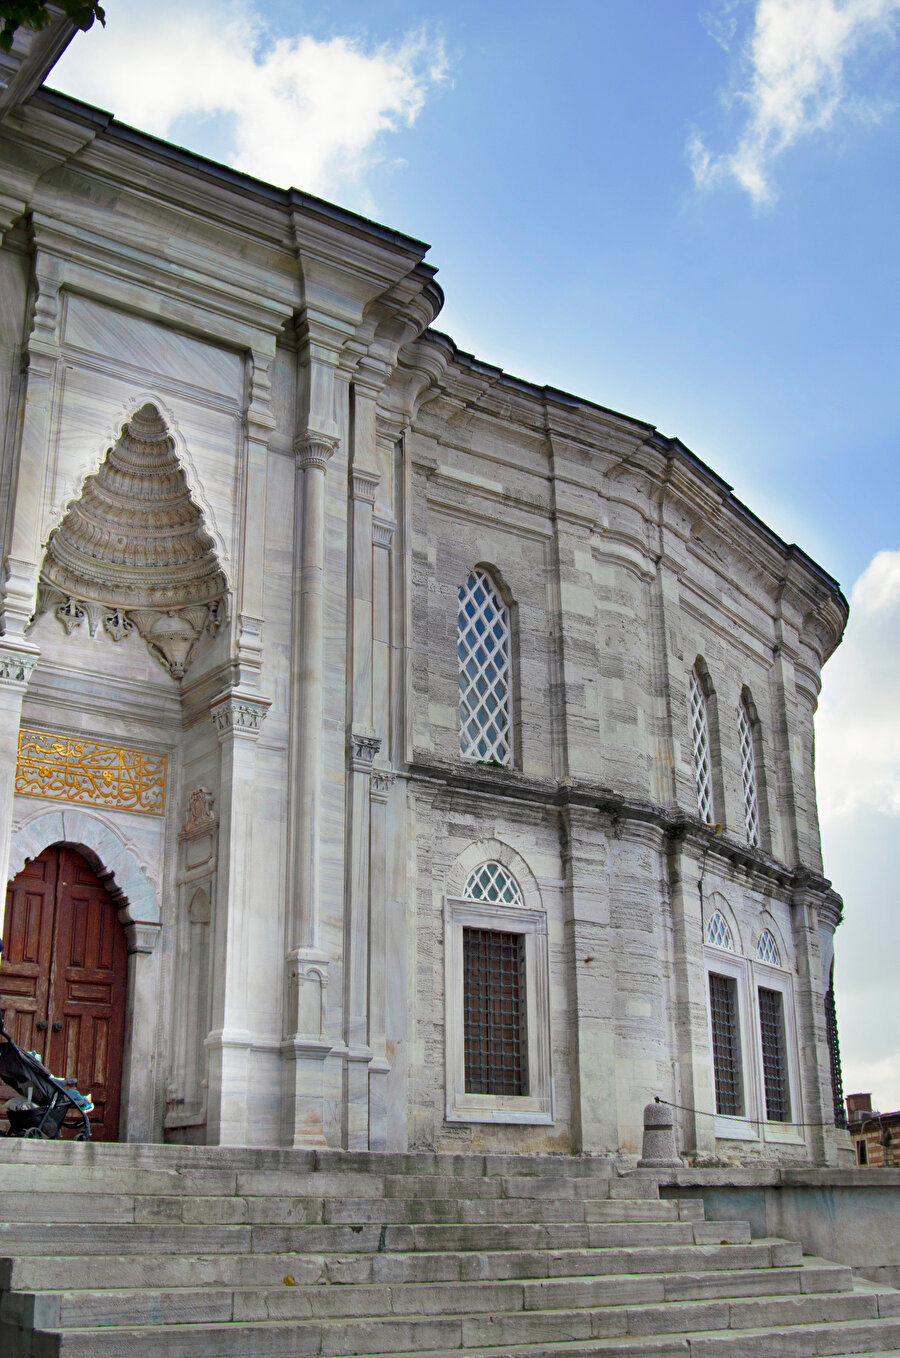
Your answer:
[209,690,271,739]
[8,807,159,924]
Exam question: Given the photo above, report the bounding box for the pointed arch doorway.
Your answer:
[2,845,129,1141]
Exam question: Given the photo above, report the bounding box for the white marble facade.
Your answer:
[0,82,851,1164]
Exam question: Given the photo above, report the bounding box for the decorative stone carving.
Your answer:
[209,690,271,738]
[372,517,395,549]
[350,729,381,771]
[182,787,216,839]
[34,404,227,679]
[371,766,396,801]
[16,728,167,816]
[350,468,380,503]
[0,645,39,688]
[295,432,338,472]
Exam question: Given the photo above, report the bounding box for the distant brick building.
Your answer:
[847,1094,900,1167]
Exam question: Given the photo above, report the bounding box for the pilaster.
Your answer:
[0,641,39,884]
[205,688,270,1146]
[665,832,717,1156]
[791,879,837,1164]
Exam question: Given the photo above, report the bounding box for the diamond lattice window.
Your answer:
[689,668,714,821]
[463,861,523,906]
[458,570,512,765]
[738,699,761,847]
[757,929,780,966]
[705,909,734,951]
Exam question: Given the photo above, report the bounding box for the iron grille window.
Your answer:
[738,699,761,847]
[458,569,512,765]
[689,668,714,821]
[825,965,847,1127]
[758,986,791,1122]
[462,927,528,1097]
[708,972,744,1116]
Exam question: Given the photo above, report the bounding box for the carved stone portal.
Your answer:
[33,404,227,679]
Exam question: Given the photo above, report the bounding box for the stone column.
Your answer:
[205,689,270,1146]
[790,878,837,1164]
[119,922,162,1143]
[283,432,338,1147]
[368,765,395,1151]
[665,831,717,1156]
[0,645,38,884]
[1,252,63,642]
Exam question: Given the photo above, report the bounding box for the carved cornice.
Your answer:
[295,433,339,472]
[349,468,380,504]
[209,689,271,740]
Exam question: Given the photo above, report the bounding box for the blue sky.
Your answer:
[51,0,900,1109]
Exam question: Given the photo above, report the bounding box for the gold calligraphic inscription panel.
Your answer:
[15,730,166,817]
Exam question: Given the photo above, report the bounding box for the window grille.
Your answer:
[709,972,744,1116]
[705,909,734,951]
[458,569,512,765]
[738,699,761,847]
[825,965,847,1127]
[462,927,528,1096]
[756,929,780,966]
[689,668,714,821]
[463,861,523,906]
[758,986,791,1122]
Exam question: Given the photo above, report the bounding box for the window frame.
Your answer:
[457,567,513,767]
[444,894,553,1125]
[703,925,803,1144]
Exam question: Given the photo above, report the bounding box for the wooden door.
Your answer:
[2,846,129,1140]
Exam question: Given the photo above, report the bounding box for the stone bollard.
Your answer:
[637,1099,682,1168]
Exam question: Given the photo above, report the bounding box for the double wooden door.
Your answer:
[1,845,128,1140]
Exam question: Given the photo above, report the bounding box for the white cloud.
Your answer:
[816,548,900,821]
[691,0,900,204]
[49,0,448,200]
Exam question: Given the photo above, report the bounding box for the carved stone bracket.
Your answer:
[295,433,339,473]
[209,690,271,740]
[350,468,380,504]
[123,920,162,955]
[349,728,381,773]
[0,644,39,690]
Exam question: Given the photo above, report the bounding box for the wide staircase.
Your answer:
[0,1141,898,1357]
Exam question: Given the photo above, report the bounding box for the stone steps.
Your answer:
[0,1144,898,1357]
[19,1313,900,1358]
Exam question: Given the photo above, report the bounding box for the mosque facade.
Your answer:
[0,73,850,1164]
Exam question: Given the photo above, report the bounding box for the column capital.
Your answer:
[373,516,395,549]
[349,728,381,772]
[349,467,380,504]
[294,432,339,472]
[0,642,39,691]
[209,688,272,741]
[371,765,397,803]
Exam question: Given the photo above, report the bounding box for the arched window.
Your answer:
[464,861,523,906]
[689,665,714,821]
[706,909,734,951]
[458,568,512,765]
[738,696,761,847]
[757,929,780,966]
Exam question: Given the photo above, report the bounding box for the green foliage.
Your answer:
[0,1,105,54]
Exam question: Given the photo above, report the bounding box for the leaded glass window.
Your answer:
[689,667,714,821]
[738,698,761,847]
[705,909,734,951]
[756,929,780,966]
[463,861,523,906]
[758,986,790,1122]
[458,569,512,764]
[709,972,744,1116]
[462,927,529,1096]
